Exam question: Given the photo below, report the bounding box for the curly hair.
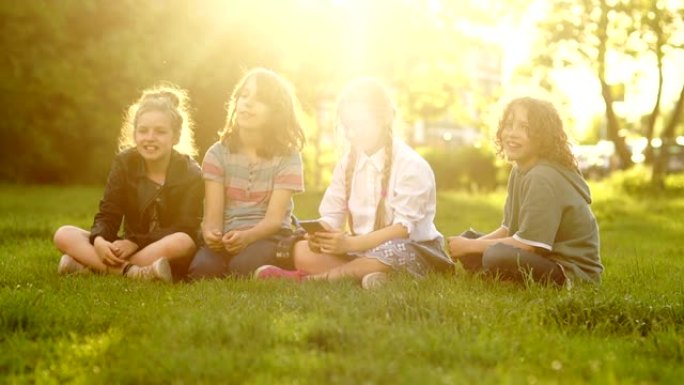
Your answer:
[119,83,197,157]
[220,68,305,158]
[495,97,578,171]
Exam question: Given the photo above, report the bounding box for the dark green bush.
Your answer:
[605,165,684,195]
[419,146,507,191]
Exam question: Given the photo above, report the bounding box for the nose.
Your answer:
[504,124,522,138]
[342,124,356,141]
[241,95,253,108]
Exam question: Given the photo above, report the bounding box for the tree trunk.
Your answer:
[599,80,633,168]
[652,82,684,189]
[597,0,633,169]
[644,35,664,164]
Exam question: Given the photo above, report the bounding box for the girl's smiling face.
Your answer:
[134,110,177,164]
[236,76,271,145]
[339,102,387,155]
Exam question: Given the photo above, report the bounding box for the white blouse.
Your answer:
[319,138,442,242]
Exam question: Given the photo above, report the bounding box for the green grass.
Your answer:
[1,184,683,384]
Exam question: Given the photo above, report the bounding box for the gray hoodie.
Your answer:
[504,159,603,283]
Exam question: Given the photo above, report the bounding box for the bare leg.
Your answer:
[127,232,196,278]
[307,257,391,281]
[128,232,195,266]
[292,240,347,274]
[53,225,116,273]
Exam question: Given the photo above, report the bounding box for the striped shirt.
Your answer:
[202,142,304,232]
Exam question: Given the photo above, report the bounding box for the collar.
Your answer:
[129,149,188,186]
[355,146,386,173]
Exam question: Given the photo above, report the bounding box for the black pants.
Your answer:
[457,230,566,286]
[187,230,293,280]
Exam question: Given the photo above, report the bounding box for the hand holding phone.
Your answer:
[298,219,328,235]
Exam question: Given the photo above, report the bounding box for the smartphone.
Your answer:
[298,219,328,235]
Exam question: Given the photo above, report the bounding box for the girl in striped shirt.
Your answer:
[188,68,305,279]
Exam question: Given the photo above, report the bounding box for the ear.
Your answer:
[173,130,181,145]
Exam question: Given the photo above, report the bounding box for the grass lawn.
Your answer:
[1,184,683,384]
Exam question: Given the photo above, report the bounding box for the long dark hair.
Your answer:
[220,68,305,158]
[495,97,578,171]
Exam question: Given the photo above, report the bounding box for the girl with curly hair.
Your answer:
[448,97,603,286]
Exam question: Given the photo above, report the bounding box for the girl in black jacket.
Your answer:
[53,85,203,281]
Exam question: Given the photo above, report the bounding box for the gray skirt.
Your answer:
[348,237,454,277]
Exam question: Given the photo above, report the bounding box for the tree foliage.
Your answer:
[1,0,525,184]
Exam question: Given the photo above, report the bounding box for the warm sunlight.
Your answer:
[194,0,682,145]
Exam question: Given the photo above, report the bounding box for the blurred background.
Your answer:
[1,0,683,190]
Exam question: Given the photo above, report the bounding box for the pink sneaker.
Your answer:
[253,265,307,281]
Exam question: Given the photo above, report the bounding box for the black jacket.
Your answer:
[89,148,204,249]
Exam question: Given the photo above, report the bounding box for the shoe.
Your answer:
[361,272,388,289]
[57,254,89,275]
[125,258,173,282]
[253,265,307,281]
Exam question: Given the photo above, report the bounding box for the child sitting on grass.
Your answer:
[447,97,603,287]
[53,85,203,282]
[254,78,453,288]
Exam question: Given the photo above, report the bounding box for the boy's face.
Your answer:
[339,102,386,155]
[501,104,538,169]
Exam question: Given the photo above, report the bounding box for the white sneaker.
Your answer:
[125,258,173,282]
[361,272,388,290]
[57,254,89,275]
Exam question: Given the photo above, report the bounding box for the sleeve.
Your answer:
[512,173,562,251]
[387,159,435,236]
[89,156,126,244]
[202,142,225,183]
[318,154,349,231]
[502,171,514,229]
[274,152,304,193]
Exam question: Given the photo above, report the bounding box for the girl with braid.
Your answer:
[255,78,453,288]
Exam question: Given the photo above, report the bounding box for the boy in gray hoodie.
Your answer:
[448,97,603,286]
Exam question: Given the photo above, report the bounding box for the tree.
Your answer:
[536,0,638,169]
[0,0,530,184]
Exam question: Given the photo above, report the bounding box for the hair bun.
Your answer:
[157,90,180,107]
[141,88,182,108]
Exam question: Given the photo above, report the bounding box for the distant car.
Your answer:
[653,142,684,173]
[573,141,614,179]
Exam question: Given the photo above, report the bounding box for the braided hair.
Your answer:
[338,78,396,234]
